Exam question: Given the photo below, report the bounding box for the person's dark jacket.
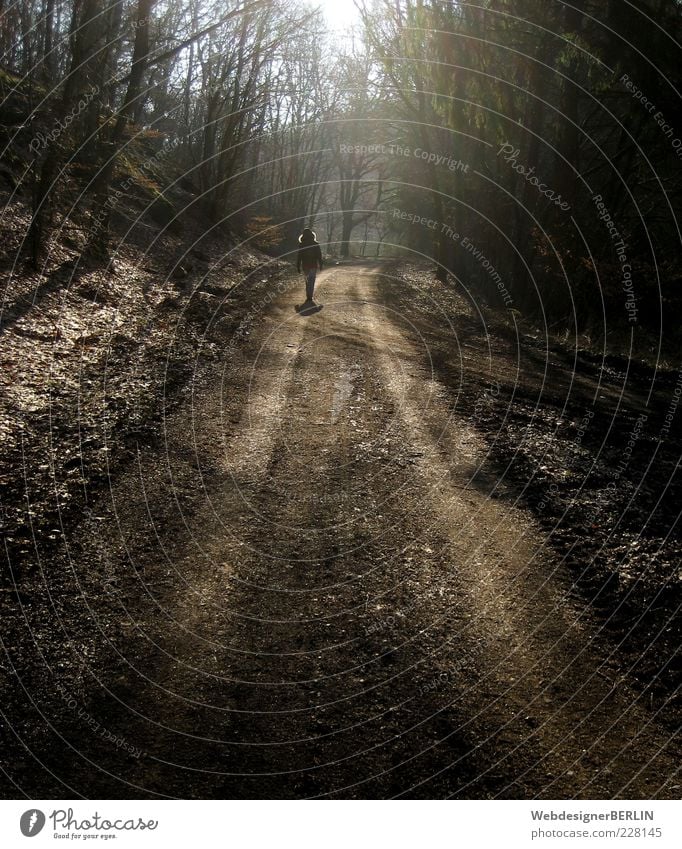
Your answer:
[297,242,323,272]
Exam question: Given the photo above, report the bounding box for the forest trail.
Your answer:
[18,262,679,800]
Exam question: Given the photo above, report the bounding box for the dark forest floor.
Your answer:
[378,261,681,721]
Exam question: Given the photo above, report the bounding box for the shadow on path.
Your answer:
[295,302,324,316]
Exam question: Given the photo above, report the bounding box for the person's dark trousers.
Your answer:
[305,269,317,301]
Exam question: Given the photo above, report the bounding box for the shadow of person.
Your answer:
[295,302,324,316]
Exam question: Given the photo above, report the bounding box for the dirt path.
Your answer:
[6,263,679,799]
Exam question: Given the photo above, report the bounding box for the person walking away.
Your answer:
[297,228,323,303]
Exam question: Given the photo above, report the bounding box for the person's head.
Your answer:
[299,228,317,245]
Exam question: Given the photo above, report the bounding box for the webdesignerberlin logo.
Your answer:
[20,809,46,837]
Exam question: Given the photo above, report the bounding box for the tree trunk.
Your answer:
[42,0,55,80]
[555,1,584,208]
[85,0,155,259]
[340,211,355,258]
[28,0,103,266]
